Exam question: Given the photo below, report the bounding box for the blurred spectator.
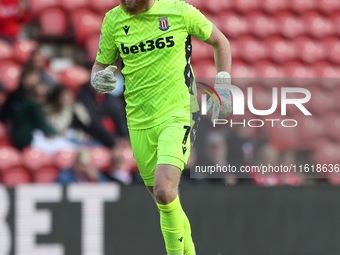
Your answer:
[44,85,76,134]
[206,132,228,166]
[55,147,109,184]
[206,131,238,185]
[280,150,305,186]
[107,145,132,185]
[44,85,91,138]
[227,125,256,170]
[0,0,30,42]
[23,48,56,92]
[11,83,56,149]
[77,84,129,148]
[0,66,40,124]
[251,143,281,186]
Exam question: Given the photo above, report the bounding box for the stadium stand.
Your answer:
[2,166,31,187]
[0,61,21,92]
[0,0,339,186]
[33,166,59,183]
[0,146,22,172]
[12,39,38,64]
[53,150,77,170]
[39,7,68,36]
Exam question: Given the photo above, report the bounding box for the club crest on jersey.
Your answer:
[159,17,170,31]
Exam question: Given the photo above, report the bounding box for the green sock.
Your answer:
[157,196,184,255]
[183,211,195,255]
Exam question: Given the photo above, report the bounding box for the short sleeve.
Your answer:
[182,2,213,41]
[96,13,118,64]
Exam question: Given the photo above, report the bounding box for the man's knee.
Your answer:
[153,164,181,205]
[154,184,177,205]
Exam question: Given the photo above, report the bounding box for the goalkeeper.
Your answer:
[91,0,232,254]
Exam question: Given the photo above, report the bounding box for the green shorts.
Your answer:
[129,116,195,187]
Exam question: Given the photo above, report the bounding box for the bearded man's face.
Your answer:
[120,0,150,15]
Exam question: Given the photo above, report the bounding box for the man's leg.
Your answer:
[183,211,195,255]
[147,165,195,255]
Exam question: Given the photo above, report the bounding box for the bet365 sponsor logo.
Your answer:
[121,36,175,55]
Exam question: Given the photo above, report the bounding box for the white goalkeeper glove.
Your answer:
[207,71,233,122]
[91,65,118,94]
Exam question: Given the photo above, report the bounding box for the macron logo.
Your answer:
[123,25,130,35]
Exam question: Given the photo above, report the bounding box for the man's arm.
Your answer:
[91,60,109,81]
[204,25,233,120]
[204,25,232,74]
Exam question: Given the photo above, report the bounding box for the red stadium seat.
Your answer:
[39,7,68,36]
[33,166,59,183]
[247,12,277,39]
[0,40,13,61]
[314,142,340,165]
[237,36,267,63]
[21,147,52,172]
[262,0,288,14]
[60,0,88,12]
[318,0,340,15]
[302,12,334,39]
[90,146,111,171]
[312,62,340,90]
[120,146,137,173]
[86,33,100,62]
[328,176,340,185]
[0,146,21,172]
[275,12,305,39]
[12,40,38,64]
[290,0,317,14]
[88,0,120,14]
[29,0,59,17]
[192,60,216,79]
[332,87,340,113]
[323,37,340,65]
[323,113,340,142]
[203,0,232,14]
[313,61,340,78]
[299,117,326,143]
[53,150,77,169]
[2,167,31,187]
[331,12,340,36]
[191,38,213,63]
[0,61,21,92]
[266,37,296,64]
[283,61,315,78]
[254,61,285,78]
[72,9,102,46]
[234,0,260,14]
[218,11,249,38]
[60,65,90,91]
[306,86,335,115]
[231,60,256,78]
[268,124,302,151]
[294,37,326,64]
[248,85,278,113]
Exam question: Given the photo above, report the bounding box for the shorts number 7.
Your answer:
[182,126,191,146]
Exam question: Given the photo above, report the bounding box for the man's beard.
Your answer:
[120,0,150,15]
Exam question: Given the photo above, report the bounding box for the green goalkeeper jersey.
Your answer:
[96,0,213,130]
